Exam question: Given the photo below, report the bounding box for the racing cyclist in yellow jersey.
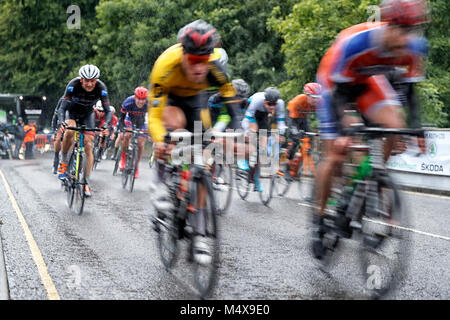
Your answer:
[148,20,242,264]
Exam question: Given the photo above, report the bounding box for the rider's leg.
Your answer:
[357,75,405,161]
[84,133,95,179]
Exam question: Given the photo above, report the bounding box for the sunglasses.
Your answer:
[186,53,210,65]
[266,101,277,106]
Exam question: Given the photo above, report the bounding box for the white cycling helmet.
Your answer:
[218,48,228,66]
[94,100,103,112]
[232,79,250,98]
[79,64,100,79]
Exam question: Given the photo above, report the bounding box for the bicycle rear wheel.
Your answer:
[359,174,410,299]
[192,174,219,299]
[73,153,87,215]
[273,161,292,197]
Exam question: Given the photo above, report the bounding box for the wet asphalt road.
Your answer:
[0,153,449,300]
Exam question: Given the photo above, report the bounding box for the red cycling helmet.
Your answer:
[134,86,148,99]
[303,83,322,98]
[380,0,430,26]
[179,20,218,56]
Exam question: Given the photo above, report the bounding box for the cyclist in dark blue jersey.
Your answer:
[57,64,112,197]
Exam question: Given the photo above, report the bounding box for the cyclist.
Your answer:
[240,87,286,191]
[56,64,112,197]
[94,102,118,160]
[208,78,251,132]
[51,97,64,174]
[311,0,429,259]
[148,20,242,264]
[285,82,322,177]
[118,86,149,178]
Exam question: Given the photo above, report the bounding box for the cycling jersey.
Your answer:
[95,111,118,129]
[208,92,247,132]
[51,98,64,131]
[119,95,147,130]
[58,77,112,126]
[288,94,316,119]
[148,43,241,142]
[316,22,428,140]
[242,92,286,135]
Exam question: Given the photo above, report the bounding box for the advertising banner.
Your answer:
[387,130,450,176]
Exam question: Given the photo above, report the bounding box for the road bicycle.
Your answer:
[121,126,148,192]
[63,125,102,215]
[310,124,424,298]
[273,130,320,198]
[152,130,219,299]
[234,133,278,206]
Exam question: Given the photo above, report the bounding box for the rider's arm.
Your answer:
[276,100,286,135]
[58,83,74,125]
[98,81,112,126]
[405,83,421,129]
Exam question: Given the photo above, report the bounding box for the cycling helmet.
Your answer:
[303,82,322,98]
[134,86,148,99]
[264,87,280,104]
[109,105,115,113]
[178,20,219,56]
[380,0,430,26]
[232,79,250,98]
[94,100,104,112]
[79,64,100,79]
[217,48,228,66]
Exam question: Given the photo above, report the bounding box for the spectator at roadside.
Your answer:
[13,117,25,159]
[24,120,36,159]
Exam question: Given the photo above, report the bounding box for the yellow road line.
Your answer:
[0,170,60,300]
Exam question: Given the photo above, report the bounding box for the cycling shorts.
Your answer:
[167,94,212,133]
[67,110,96,137]
[318,75,401,140]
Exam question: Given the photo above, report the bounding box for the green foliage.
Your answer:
[0,0,448,127]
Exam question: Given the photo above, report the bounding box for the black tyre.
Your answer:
[66,151,76,209]
[121,152,129,189]
[212,164,233,215]
[359,174,410,299]
[258,166,274,206]
[157,209,180,271]
[73,153,87,215]
[235,168,250,200]
[273,161,293,197]
[113,147,121,176]
[128,148,138,193]
[192,173,219,299]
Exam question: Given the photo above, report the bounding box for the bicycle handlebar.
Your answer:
[342,125,425,137]
[66,126,103,132]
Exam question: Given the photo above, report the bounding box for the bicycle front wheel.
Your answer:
[113,147,121,176]
[121,151,129,189]
[73,153,87,215]
[359,174,410,299]
[66,151,76,209]
[258,166,275,206]
[128,148,138,193]
[235,168,249,200]
[191,173,219,299]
